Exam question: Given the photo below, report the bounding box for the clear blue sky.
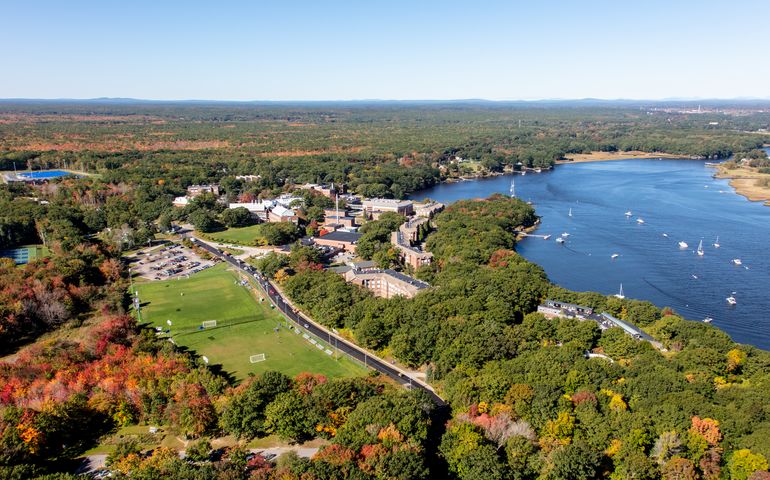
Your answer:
[2,0,769,100]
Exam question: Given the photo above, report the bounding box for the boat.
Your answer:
[726,296,737,305]
[732,258,742,265]
[535,168,542,173]
[697,240,704,256]
[561,232,570,237]
[678,241,688,249]
[636,218,645,224]
[555,237,565,244]
[543,234,551,240]
[614,284,625,299]
[662,233,669,238]
[625,210,633,217]
[713,236,720,248]
[611,254,620,259]
[703,317,713,323]
[691,274,698,279]
[509,178,516,198]
[568,208,572,217]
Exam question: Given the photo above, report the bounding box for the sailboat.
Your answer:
[636,218,645,224]
[509,177,516,198]
[726,296,737,305]
[568,208,572,217]
[713,236,720,248]
[614,284,625,299]
[625,210,633,217]
[697,240,704,256]
[678,241,688,249]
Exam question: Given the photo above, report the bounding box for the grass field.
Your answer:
[134,263,365,381]
[204,225,263,246]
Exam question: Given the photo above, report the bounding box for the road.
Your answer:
[188,236,445,406]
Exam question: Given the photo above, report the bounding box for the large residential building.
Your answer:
[391,217,433,269]
[228,201,273,221]
[362,198,414,219]
[298,183,341,199]
[340,267,430,299]
[414,201,445,218]
[313,230,362,252]
[187,184,220,197]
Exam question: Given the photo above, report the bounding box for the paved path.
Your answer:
[188,236,445,406]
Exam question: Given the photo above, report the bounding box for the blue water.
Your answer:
[18,170,73,179]
[413,156,770,350]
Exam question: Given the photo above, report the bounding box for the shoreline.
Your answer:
[712,166,770,206]
[557,150,694,164]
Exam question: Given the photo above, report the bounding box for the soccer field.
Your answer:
[134,263,365,381]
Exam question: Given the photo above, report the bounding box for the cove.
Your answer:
[412,157,770,350]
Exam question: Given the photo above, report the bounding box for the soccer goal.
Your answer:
[249,353,266,363]
[202,320,217,329]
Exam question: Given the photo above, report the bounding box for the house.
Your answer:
[173,196,190,208]
[313,230,362,253]
[268,205,298,224]
[536,300,594,319]
[187,184,220,197]
[362,198,414,219]
[235,175,261,182]
[343,268,429,299]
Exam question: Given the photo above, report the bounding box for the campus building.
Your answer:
[187,184,220,197]
[341,268,430,299]
[391,217,433,269]
[313,230,362,253]
[362,198,414,219]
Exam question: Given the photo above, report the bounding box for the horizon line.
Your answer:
[2,96,770,104]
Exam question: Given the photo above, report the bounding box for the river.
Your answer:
[412,154,770,350]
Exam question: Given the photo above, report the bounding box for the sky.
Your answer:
[2,0,769,101]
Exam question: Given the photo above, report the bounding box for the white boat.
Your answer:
[561,232,570,237]
[614,284,625,299]
[611,254,619,259]
[697,240,704,256]
[691,274,698,279]
[713,236,720,248]
[662,233,669,238]
[509,178,516,198]
[543,234,551,240]
[568,208,572,217]
[625,210,633,217]
[535,168,542,173]
[726,296,737,305]
[678,241,688,249]
[556,237,565,244]
[703,317,713,323]
[636,218,645,224]
[732,258,742,265]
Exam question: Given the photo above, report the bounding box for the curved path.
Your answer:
[187,235,445,406]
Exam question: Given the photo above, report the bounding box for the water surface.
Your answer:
[413,156,770,350]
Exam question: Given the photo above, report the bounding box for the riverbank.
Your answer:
[558,151,692,164]
[713,165,770,206]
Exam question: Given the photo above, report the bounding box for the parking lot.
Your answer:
[129,243,218,281]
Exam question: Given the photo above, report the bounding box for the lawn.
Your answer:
[203,225,263,246]
[134,263,365,382]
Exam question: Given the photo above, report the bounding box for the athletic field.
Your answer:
[134,263,364,381]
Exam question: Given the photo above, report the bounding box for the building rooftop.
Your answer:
[317,231,362,243]
[381,269,431,289]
